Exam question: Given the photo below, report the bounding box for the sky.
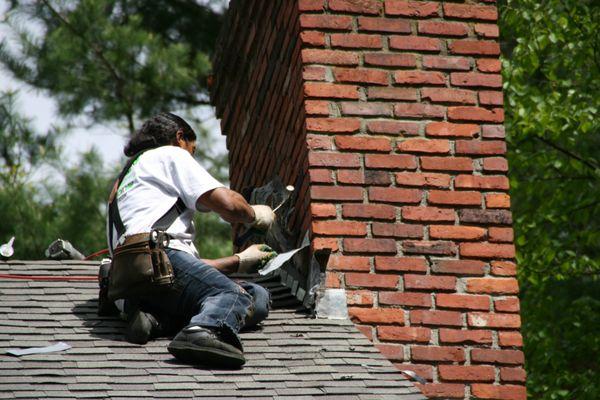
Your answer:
[0,0,227,170]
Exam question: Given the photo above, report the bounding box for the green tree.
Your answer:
[500,0,600,398]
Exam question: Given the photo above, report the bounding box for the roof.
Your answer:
[0,260,425,399]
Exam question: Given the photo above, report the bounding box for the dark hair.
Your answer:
[124,112,196,156]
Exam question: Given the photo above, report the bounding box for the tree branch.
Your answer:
[533,135,600,171]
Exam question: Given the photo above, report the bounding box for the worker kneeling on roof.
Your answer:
[106,112,276,368]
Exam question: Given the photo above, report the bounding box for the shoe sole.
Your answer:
[167,342,245,369]
[125,310,151,345]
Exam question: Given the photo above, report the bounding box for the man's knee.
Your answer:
[241,283,270,328]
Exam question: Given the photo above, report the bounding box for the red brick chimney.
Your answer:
[211,1,526,399]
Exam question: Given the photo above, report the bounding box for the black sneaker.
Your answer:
[125,309,158,345]
[167,326,245,368]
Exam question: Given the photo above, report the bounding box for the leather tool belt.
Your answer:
[108,230,175,301]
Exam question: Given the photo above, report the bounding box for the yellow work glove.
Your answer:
[235,244,277,273]
[250,205,275,231]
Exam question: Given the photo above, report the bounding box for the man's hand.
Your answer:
[250,205,275,231]
[235,244,277,273]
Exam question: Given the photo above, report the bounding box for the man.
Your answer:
[106,112,276,368]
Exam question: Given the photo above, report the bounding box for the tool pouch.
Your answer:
[107,231,174,301]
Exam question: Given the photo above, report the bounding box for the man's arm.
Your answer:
[202,256,240,275]
[202,245,277,275]
[197,187,254,224]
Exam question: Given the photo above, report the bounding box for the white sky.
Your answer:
[0,0,227,170]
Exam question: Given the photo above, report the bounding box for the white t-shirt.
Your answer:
[107,145,224,257]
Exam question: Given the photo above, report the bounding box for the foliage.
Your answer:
[500,0,600,398]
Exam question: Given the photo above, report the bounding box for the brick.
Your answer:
[343,203,396,220]
[396,172,451,188]
[356,324,373,340]
[411,310,462,327]
[394,70,446,85]
[364,170,391,185]
[494,297,520,313]
[480,90,504,106]
[449,40,500,56]
[301,31,326,47]
[368,187,422,204]
[371,222,423,239]
[312,220,367,236]
[375,256,427,272]
[328,255,370,272]
[468,312,521,328]
[304,83,360,99]
[489,227,514,243]
[472,349,525,365]
[385,1,440,17]
[471,384,527,400]
[486,193,511,208]
[334,68,389,85]
[325,271,342,287]
[398,138,450,154]
[348,307,405,324]
[310,169,334,183]
[451,72,502,88]
[311,203,336,218]
[475,23,500,38]
[368,87,418,101]
[305,100,330,115]
[499,331,523,347]
[482,124,506,138]
[491,261,517,276]
[438,365,495,382]
[311,185,363,201]
[300,14,353,30]
[423,55,470,71]
[396,364,434,382]
[500,367,527,383]
[426,122,479,138]
[402,206,454,222]
[456,140,506,155]
[483,157,509,172]
[378,326,430,343]
[418,21,469,37]
[403,240,456,256]
[411,346,465,362]
[346,272,399,288]
[301,49,359,65]
[428,190,481,206]
[337,169,364,184]
[455,175,510,191]
[418,383,465,399]
[376,343,405,361]
[341,102,393,116]
[379,291,432,307]
[306,118,360,133]
[460,243,516,259]
[358,17,411,34]
[466,278,519,294]
[389,36,442,52]
[303,66,328,82]
[307,134,332,150]
[439,328,493,344]
[430,225,486,240]
[346,289,375,305]
[405,275,456,291]
[443,3,498,21]
[420,156,474,172]
[308,152,360,168]
[367,120,419,135]
[364,53,417,68]
[395,103,446,119]
[433,259,486,275]
[336,136,391,152]
[365,154,417,169]
[478,58,502,73]
[331,33,383,49]
[344,238,397,254]
[329,0,382,14]
[421,88,476,104]
[299,0,324,11]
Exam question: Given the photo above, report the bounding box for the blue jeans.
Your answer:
[138,249,270,344]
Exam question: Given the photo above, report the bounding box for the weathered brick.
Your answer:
[491,261,517,276]
[411,310,463,327]
[341,102,393,116]
[346,289,375,305]
[375,256,428,272]
[403,240,456,256]
[456,140,506,155]
[398,138,450,153]
[438,365,495,382]
[307,134,333,150]
[489,227,514,243]
[482,124,506,138]
[301,49,359,65]
[376,343,405,361]
[423,55,471,71]
[421,88,476,104]
[367,120,420,135]
[449,40,500,56]
[478,58,502,73]
[308,152,360,168]
[327,255,371,272]
[343,203,396,220]
[334,68,389,85]
[494,297,520,313]
[364,53,417,68]
[500,367,527,383]
[425,122,479,138]
[305,99,330,115]
[331,33,383,49]
[402,206,455,222]
[378,326,431,343]
[310,169,335,183]
[346,272,399,288]
[455,175,509,191]
[433,259,486,275]
[428,190,481,206]
[468,312,521,328]
[326,270,342,287]
[486,193,511,208]
[311,203,337,218]
[312,220,367,236]
[344,238,398,253]
[394,70,446,85]
[471,349,525,365]
[300,14,353,30]
[499,331,523,347]
[459,209,513,225]
[311,185,363,201]
[385,0,440,17]
[335,135,392,152]
[439,328,493,344]
[389,36,442,52]
[475,23,500,39]
[430,225,486,240]
[396,172,451,188]
[348,307,405,324]
[451,72,503,88]
[420,156,474,172]
[365,154,417,169]
[418,21,469,37]
[368,187,422,204]
[379,291,432,307]
[301,31,326,47]
[460,242,516,259]
[338,169,365,185]
[480,90,504,106]
[466,278,519,294]
[395,103,446,119]
[364,170,392,185]
[329,0,382,14]
[368,87,418,101]
[412,346,465,362]
[483,157,509,172]
[299,0,325,12]
[419,383,466,399]
[443,3,498,21]
[304,82,360,99]
[405,275,457,291]
[358,17,412,33]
